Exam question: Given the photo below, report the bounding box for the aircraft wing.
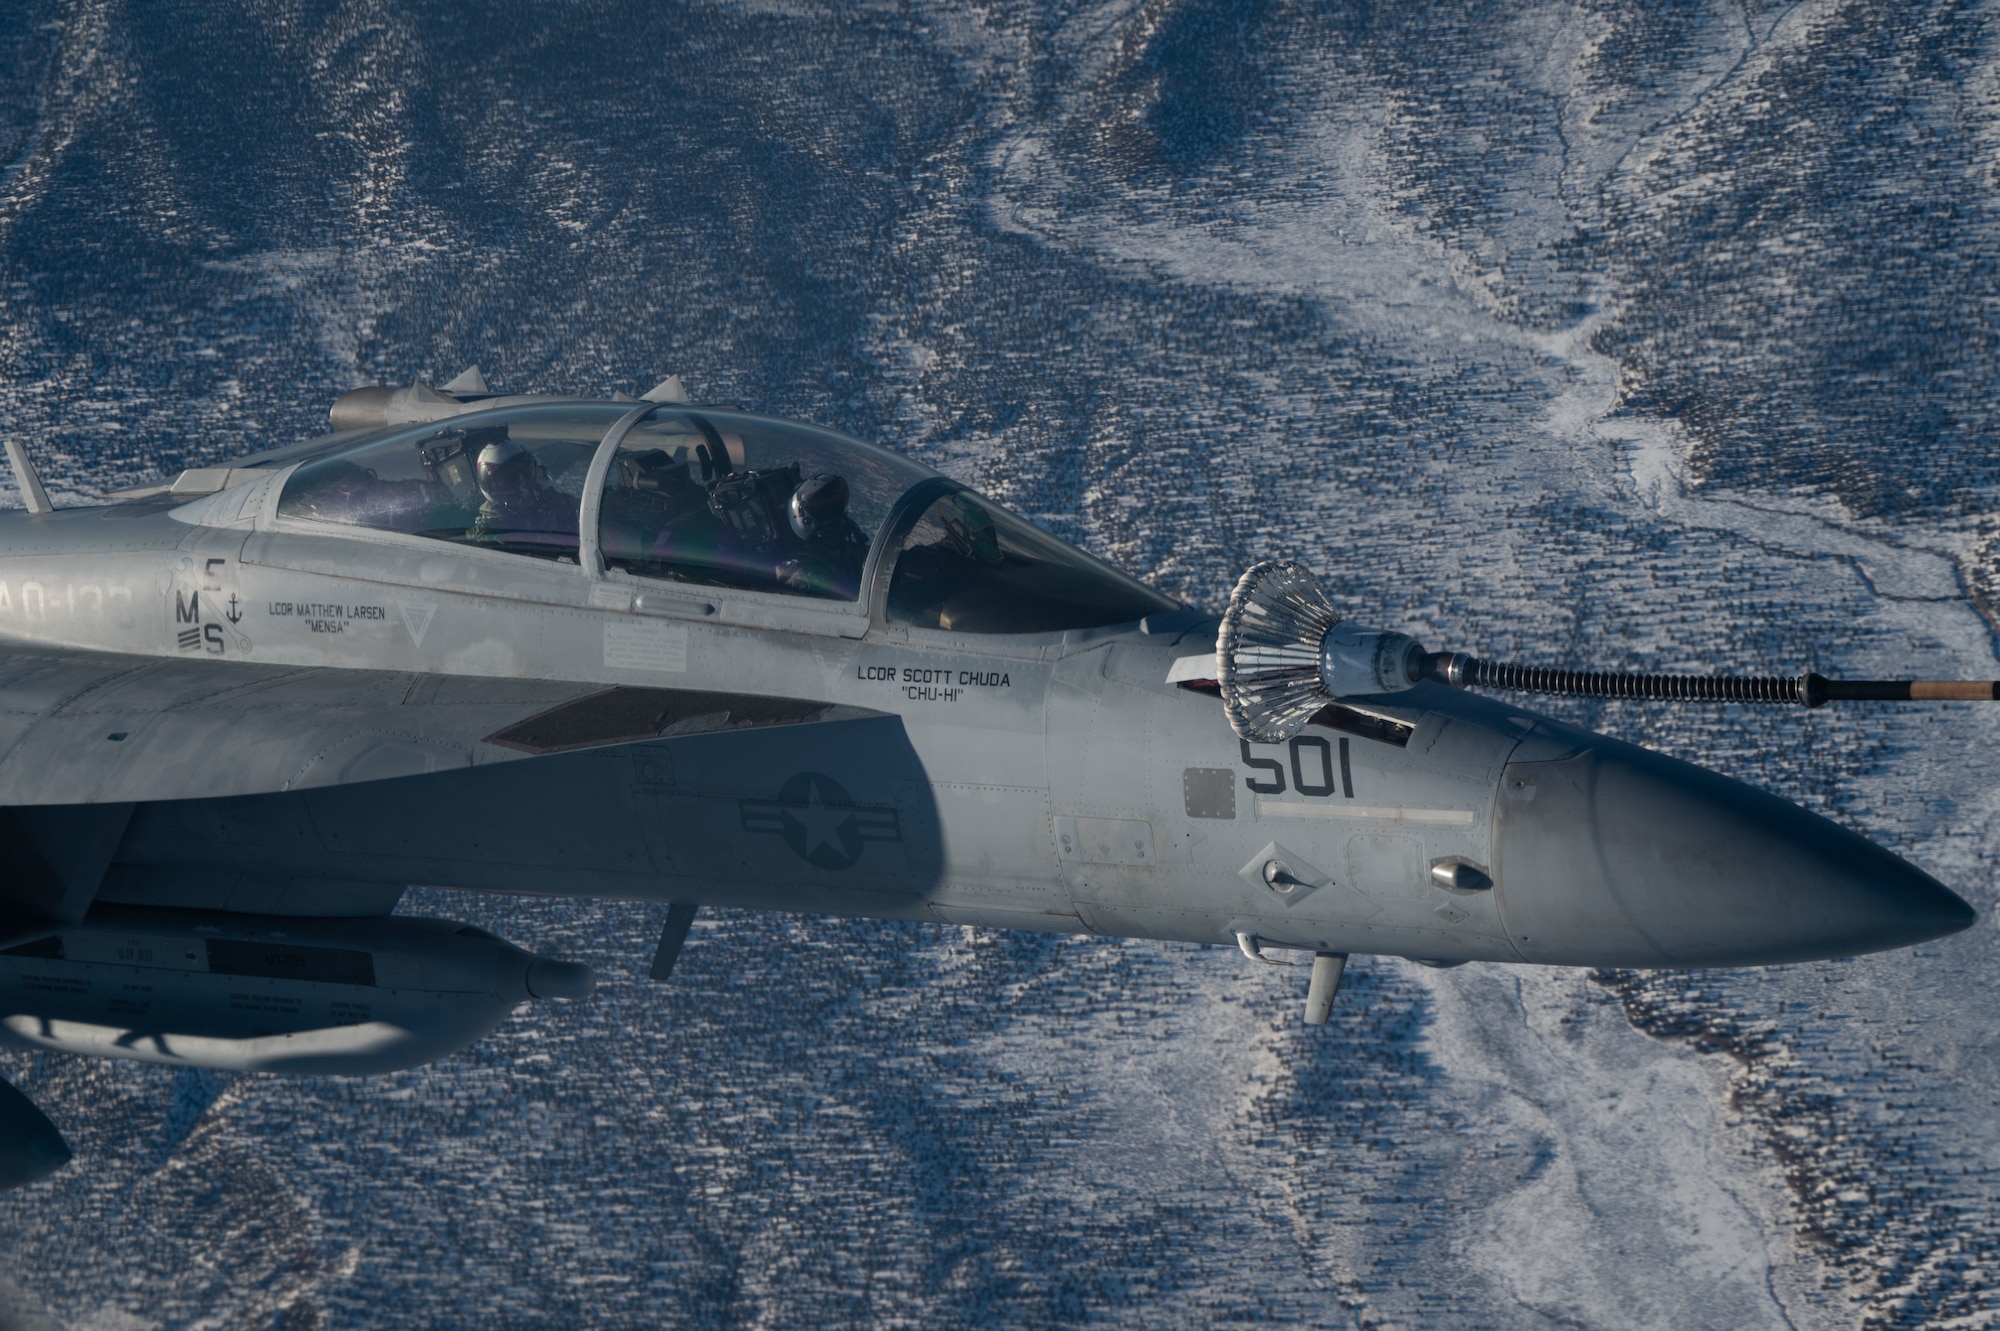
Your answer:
[0,643,867,943]
[0,644,854,807]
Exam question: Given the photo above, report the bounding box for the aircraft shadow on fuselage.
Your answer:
[109,713,950,922]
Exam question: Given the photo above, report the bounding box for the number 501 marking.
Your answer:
[1240,736,1353,799]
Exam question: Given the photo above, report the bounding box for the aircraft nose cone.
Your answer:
[1493,739,1975,967]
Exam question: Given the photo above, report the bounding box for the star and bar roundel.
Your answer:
[739,772,902,870]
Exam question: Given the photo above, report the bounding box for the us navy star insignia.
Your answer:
[739,772,901,870]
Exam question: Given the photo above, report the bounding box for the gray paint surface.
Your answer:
[2,2,1998,1322]
[0,400,1966,1078]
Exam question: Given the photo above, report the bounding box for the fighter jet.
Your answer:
[0,371,1977,1190]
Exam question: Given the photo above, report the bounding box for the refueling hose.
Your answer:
[1214,559,2000,745]
[1424,654,2000,708]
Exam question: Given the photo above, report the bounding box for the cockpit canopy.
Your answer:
[279,404,626,560]
[275,402,1177,633]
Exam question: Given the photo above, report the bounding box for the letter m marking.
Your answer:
[175,590,200,624]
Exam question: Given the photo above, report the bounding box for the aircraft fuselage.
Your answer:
[0,496,1964,974]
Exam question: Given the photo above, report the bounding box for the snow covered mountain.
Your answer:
[2,1,1998,1326]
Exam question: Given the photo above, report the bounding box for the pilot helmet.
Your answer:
[788,473,851,540]
[475,437,545,504]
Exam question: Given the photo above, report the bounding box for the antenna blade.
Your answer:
[648,903,699,982]
[642,374,691,404]
[5,440,52,514]
[440,365,489,395]
[405,381,456,406]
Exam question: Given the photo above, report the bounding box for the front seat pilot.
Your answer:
[780,472,869,597]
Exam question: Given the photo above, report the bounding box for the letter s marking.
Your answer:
[1240,739,1285,795]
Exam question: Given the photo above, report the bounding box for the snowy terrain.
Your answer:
[3,0,2000,1326]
